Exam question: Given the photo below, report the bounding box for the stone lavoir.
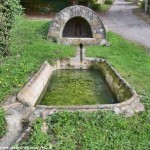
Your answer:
[0,4,144,148]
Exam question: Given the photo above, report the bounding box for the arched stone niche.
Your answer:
[48,5,106,46]
[63,17,93,38]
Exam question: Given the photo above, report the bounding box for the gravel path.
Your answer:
[100,0,150,47]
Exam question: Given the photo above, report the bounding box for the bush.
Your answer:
[0,108,6,138]
[105,0,113,4]
[91,3,102,11]
[0,0,22,56]
[140,0,145,9]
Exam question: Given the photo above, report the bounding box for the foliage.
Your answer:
[1,17,150,145]
[21,0,71,12]
[91,3,102,11]
[0,0,22,56]
[100,3,112,12]
[21,0,109,12]
[47,111,150,149]
[89,0,112,12]
[17,118,52,149]
[0,17,75,103]
[51,0,71,11]
[140,0,145,10]
[105,0,113,5]
[20,111,150,149]
[0,108,6,138]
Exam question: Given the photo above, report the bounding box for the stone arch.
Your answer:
[48,5,106,45]
[62,16,93,38]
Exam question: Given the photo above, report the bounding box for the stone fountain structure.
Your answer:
[48,5,106,45]
[0,5,144,148]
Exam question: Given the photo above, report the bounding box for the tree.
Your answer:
[0,0,22,56]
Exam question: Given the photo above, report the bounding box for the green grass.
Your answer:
[0,17,75,102]
[19,111,150,149]
[14,118,52,149]
[0,108,6,138]
[100,3,112,12]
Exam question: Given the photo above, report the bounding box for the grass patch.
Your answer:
[100,3,112,12]
[19,111,150,149]
[0,108,6,138]
[15,118,52,149]
[0,17,75,102]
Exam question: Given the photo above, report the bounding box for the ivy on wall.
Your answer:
[0,0,22,56]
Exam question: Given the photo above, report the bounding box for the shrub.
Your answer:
[0,0,22,56]
[140,0,145,9]
[0,108,6,138]
[105,0,113,4]
[91,3,102,11]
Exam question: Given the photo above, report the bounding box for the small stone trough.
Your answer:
[17,53,144,115]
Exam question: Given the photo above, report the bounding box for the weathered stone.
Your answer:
[0,104,33,148]
[41,122,48,133]
[16,52,143,117]
[106,42,111,47]
[48,5,106,46]
[3,102,21,110]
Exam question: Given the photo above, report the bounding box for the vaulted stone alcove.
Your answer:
[48,5,106,45]
[63,17,93,38]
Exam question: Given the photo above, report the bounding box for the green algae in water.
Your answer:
[41,70,117,106]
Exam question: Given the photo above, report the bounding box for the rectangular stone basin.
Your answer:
[17,58,143,115]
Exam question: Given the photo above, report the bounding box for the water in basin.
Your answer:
[40,69,117,106]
